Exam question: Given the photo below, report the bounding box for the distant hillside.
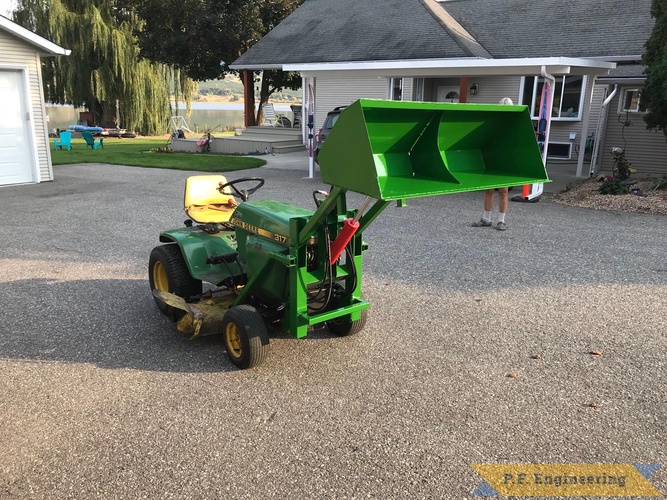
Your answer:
[196,76,301,103]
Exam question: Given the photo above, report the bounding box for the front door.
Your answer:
[0,70,35,185]
[437,86,460,103]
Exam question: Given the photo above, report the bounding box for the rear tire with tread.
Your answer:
[149,244,202,322]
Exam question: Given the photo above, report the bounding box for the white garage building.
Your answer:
[0,15,69,186]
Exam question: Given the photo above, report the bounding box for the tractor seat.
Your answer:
[184,175,236,224]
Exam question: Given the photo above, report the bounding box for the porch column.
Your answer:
[459,76,469,103]
[576,75,597,177]
[307,77,316,178]
[301,76,307,143]
[242,70,255,127]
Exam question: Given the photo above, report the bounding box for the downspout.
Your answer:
[575,75,597,177]
[589,84,618,176]
[540,65,556,168]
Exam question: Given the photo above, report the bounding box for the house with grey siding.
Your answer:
[594,64,667,177]
[0,15,69,187]
[232,0,665,178]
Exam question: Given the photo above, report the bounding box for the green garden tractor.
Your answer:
[149,99,549,369]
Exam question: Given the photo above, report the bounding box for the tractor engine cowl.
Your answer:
[231,200,315,308]
[231,200,313,248]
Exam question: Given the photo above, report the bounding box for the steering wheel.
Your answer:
[218,177,265,202]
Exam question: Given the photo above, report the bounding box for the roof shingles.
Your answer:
[442,0,653,59]
[233,0,653,67]
[233,0,468,66]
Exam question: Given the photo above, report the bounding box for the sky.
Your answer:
[1,0,15,17]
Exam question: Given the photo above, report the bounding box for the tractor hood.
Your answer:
[317,99,549,201]
[232,200,313,244]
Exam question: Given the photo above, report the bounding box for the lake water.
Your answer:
[46,103,296,134]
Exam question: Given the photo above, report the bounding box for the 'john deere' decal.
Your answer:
[231,218,290,245]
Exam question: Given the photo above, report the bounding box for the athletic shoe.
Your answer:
[496,222,507,231]
[471,219,492,227]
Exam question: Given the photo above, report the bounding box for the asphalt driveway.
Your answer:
[0,161,665,498]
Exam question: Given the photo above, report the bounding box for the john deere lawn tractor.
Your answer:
[149,99,549,369]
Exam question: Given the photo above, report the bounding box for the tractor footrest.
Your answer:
[298,299,369,326]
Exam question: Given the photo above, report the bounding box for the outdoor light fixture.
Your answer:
[469,83,479,95]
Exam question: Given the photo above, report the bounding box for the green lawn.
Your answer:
[51,137,266,171]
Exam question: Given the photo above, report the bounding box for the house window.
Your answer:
[620,88,642,112]
[391,78,403,101]
[521,75,586,120]
[546,142,572,160]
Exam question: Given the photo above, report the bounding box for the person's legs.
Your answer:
[472,190,494,227]
[483,189,494,213]
[496,188,508,230]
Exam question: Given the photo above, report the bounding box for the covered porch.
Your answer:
[281,57,616,178]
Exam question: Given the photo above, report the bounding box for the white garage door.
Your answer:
[0,70,35,185]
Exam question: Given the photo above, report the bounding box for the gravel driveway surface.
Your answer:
[1,161,665,499]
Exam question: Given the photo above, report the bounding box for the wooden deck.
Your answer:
[170,127,305,155]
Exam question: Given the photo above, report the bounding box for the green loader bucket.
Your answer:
[317,99,549,201]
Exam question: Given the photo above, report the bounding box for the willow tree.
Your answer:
[13,0,176,135]
[131,0,303,125]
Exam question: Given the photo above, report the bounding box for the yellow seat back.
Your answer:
[184,175,235,223]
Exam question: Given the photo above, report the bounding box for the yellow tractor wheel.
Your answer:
[221,305,269,369]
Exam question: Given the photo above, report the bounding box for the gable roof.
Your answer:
[232,0,470,68]
[441,0,652,59]
[232,0,652,69]
[0,14,70,56]
[597,63,647,85]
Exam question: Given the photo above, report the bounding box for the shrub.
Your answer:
[610,148,635,181]
[652,176,667,190]
[599,178,630,195]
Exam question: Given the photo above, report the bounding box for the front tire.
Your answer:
[326,309,368,337]
[222,305,270,369]
[149,244,202,322]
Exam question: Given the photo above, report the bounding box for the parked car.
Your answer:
[314,106,346,164]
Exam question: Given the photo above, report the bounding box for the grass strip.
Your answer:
[51,137,266,172]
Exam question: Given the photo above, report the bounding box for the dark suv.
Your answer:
[314,106,346,164]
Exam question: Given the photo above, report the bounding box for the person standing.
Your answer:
[471,188,509,231]
[471,97,514,231]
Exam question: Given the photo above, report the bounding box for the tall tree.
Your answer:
[132,0,260,81]
[13,0,173,135]
[641,0,667,137]
[131,0,303,125]
[250,0,302,125]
